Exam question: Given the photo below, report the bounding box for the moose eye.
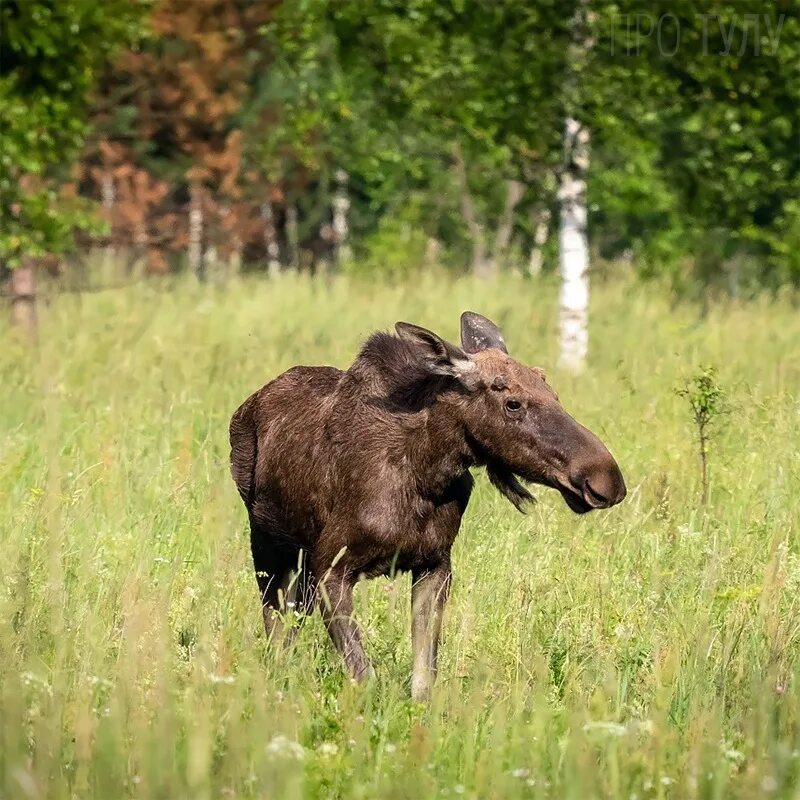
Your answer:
[505,399,523,413]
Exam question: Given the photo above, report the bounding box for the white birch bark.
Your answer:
[332,169,352,263]
[487,179,525,274]
[558,118,590,371]
[10,260,37,343]
[261,201,281,277]
[424,236,441,268]
[188,186,203,278]
[219,203,241,278]
[285,204,299,270]
[205,245,219,281]
[101,172,116,265]
[229,233,242,277]
[452,145,489,277]
[528,207,551,276]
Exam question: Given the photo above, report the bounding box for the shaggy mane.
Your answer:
[350,331,456,411]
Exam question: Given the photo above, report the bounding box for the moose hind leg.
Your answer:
[250,525,301,644]
[317,565,372,681]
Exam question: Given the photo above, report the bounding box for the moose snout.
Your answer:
[572,457,627,509]
[570,451,628,508]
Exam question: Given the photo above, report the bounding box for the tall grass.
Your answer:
[1,273,799,799]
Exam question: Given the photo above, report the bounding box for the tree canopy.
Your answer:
[2,0,798,290]
[0,0,148,267]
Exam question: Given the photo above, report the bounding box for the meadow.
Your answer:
[1,272,799,799]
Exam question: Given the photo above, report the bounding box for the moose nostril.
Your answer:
[583,479,610,507]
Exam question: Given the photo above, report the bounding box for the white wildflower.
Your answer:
[613,624,633,640]
[265,735,305,761]
[208,673,235,685]
[583,721,627,737]
[722,746,745,766]
[761,776,778,792]
[511,768,529,779]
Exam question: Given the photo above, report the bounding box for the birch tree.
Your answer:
[528,207,551,276]
[558,118,591,371]
[187,183,204,278]
[261,200,281,277]
[332,169,352,264]
[557,1,593,371]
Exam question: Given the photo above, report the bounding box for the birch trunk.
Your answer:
[188,186,203,278]
[452,145,489,277]
[285,204,299,270]
[261,201,281,277]
[229,234,242,278]
[558,0,594,371]
[101,173,116,265]
[528,207,551,276]
[487,179,525,274]
[332,169,352,263]
[219,204,241,278]
[10,260,37,343]
[558,118,590,371]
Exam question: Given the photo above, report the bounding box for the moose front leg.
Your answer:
[411,561,451,702]
[317,565,373,681]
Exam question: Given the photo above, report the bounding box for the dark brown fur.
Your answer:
[230,312,625,699]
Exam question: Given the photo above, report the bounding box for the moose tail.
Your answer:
[229,396,258,509]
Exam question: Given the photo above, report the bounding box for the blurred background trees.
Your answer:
[1,0,799,351]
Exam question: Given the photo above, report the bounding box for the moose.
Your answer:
[230,312,626,700]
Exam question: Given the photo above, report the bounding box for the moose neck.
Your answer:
[407,395,476,498]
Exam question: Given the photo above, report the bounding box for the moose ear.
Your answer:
[395,322,476,380]
[460,311,508,354]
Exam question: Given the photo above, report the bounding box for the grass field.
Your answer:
[2,273,800,799]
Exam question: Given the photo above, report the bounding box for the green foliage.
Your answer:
[589,3,800,287]
[2,274,800,797]
[0,0,147,266]
[3,0,799,289]
[344,197,432,281]
[264,0,800,287]
[676,366,729,506]
[265,0,575,260]
[676,366,728,440]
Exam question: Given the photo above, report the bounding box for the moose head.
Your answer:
[395,312,627,513]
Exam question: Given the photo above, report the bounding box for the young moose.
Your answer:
[230,312,626,700]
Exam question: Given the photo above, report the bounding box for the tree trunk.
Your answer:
[558,117,590,371]
[286,204,299,271]
[261,201,281,277]
[10,261,37,343]
[528,206,551,276]
[332,169,352,263]
[229,233,242,277]
[101,172,116,265]
[487,179,525,273]
[425,236,441,268]
[452,145,489,277]
[219,203,241,278]
[188,185,203,278]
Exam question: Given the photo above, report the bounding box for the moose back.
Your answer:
[230,312,626,700]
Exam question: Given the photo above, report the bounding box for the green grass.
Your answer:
[2,272,800,799]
